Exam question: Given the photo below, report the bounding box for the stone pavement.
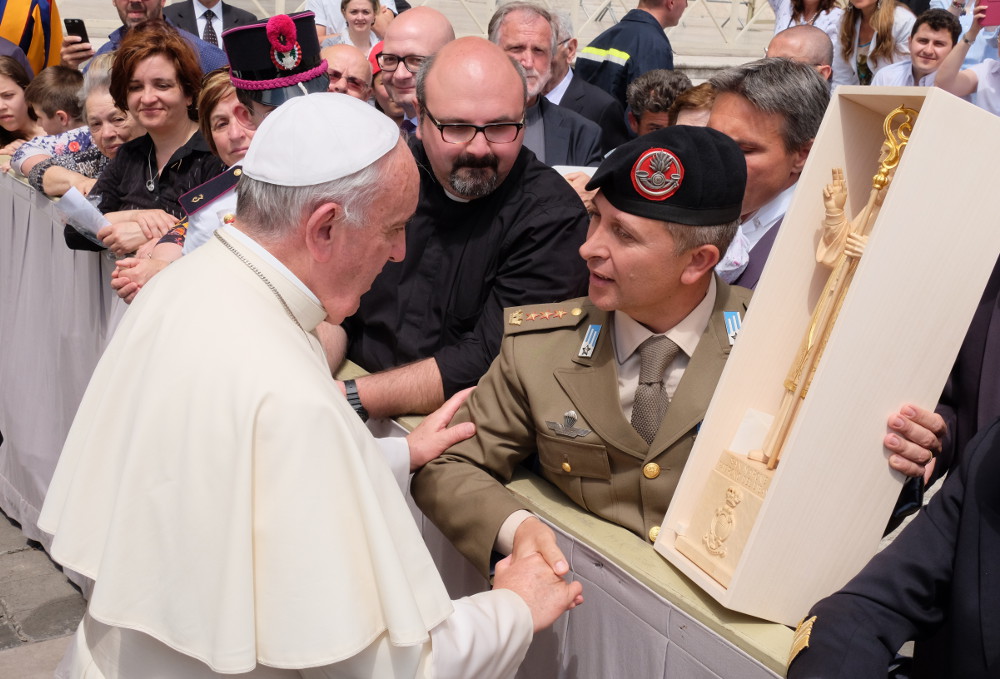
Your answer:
[0,510,84,677]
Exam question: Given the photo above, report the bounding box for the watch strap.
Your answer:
[344,379,369,422]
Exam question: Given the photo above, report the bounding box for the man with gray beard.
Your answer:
[489,2,603,167]
[342,37,590,419]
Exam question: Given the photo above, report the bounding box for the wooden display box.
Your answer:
[655,87,1000,626]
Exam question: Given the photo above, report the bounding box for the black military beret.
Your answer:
[586,126,747,226]
[222,12,329,108]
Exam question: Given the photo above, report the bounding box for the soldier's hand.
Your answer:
[493,552,583,633]
[512,516,569,576]
[405,387,475,472]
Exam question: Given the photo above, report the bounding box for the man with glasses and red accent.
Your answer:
[376,6,455,131]
[320,43,372,100]
[340,37,589,420]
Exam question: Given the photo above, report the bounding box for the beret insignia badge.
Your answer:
[631,148,683,201]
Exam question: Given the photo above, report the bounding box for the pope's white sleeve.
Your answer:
[375,436,410,494]
[429,590,533,679]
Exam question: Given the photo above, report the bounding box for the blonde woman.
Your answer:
[840,0,916,84]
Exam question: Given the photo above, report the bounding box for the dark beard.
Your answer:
[448,152,499,198]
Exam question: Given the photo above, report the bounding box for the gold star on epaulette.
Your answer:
[506,302,587,334]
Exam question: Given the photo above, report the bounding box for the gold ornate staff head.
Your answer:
[873,106,919,190]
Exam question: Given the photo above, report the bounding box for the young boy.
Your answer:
[11,65,94,180]
[24,65,84,134]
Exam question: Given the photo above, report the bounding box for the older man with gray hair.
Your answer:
[542,9,629,153]
[39,93,582,678]
[707,57,830,289]
[488,1,603,166]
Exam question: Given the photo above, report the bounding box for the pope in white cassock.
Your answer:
[38,93,583,678]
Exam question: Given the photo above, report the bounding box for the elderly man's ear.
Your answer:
[303,202,344,262]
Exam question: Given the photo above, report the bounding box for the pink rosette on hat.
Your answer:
[266,14,303,72]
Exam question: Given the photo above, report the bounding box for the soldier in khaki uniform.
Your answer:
[411,125,751,577]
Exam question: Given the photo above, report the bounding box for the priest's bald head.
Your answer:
[235,93,416,323]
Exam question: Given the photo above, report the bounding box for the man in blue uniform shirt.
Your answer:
[575,0,687,106]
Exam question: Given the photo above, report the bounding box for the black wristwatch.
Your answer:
[344,379,369,422]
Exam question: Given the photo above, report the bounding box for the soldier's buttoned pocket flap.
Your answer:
[537,433,612,480]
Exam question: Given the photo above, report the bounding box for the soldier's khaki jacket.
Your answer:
[412,277,753,576]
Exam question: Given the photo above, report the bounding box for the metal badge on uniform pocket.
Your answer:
[546,410,591,438]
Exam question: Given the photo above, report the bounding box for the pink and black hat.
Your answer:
[222,12,329,107]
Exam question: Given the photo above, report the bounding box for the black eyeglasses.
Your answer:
[327,69,369,92]
[376,53,426,73]
[424,108,525,144]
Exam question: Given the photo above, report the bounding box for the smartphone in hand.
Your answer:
[63,18,90,44]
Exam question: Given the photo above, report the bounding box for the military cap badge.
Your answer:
[631,148,683,201]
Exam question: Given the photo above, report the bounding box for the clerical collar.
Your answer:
[221,225,322,307]
[613,275,717,365]
[443,188,472,203]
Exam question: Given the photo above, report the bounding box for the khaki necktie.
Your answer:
[631,335,680,445]
[202,9,219,46]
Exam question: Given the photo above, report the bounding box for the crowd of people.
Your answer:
[2,0,999,676]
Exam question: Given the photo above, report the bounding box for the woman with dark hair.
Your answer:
[22,53,146,197]
[0,55,44,155]
[111,68,255,301]
[840,0,916,84]
[73,19,224,255]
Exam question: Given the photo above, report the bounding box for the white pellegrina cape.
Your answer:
[39,228,532,678]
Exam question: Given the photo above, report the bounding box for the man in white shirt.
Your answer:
[707,58,830,289]
[163,0,257,46]
[873,8,962,86]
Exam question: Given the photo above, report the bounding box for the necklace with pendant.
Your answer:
[146,147,157,192]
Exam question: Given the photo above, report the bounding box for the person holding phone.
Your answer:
[935,0,1000,112]
[59,0,227,73]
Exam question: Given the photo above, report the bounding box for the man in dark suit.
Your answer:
[164,0,257,46]
[60,0,228,72]
[787,415,1000,679]
[707,58,829,290]
[543,10,629,154]
[489,2,603,167]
